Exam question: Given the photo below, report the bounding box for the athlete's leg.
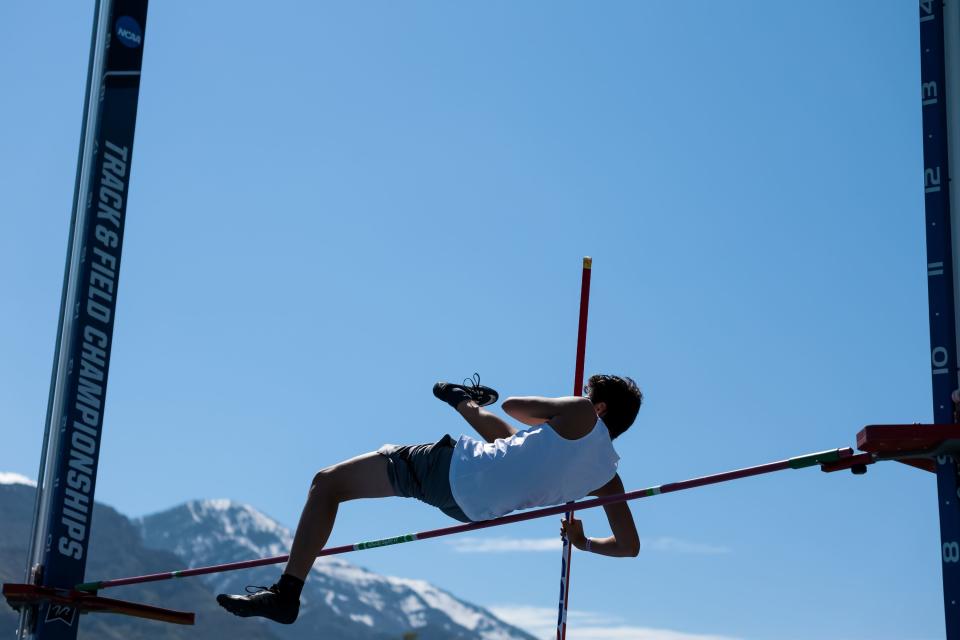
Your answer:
[218,451,396,623]
[455,400,518,442]
[284,452,396,580]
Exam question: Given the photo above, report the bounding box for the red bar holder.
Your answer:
[858,424,960,455]
[2,583,195,626]
[847,424,960,474]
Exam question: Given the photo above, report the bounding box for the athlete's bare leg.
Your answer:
[284,452,396,580]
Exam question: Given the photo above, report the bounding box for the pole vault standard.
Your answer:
[919,2,960,636]
[557,257,592,640]
[75,447,851,593]
[19,2,148,639]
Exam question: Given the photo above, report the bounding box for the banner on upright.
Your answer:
[20,1,148,638]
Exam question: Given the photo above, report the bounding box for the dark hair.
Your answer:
[585,374,642,440]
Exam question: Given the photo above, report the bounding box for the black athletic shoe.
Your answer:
[433,373,499,408]
[217,584,299,625]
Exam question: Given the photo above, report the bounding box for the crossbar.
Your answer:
[74,447,851,592]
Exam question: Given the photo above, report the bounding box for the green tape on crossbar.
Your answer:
[75,582,101,593]
[788,449,844,469]
[355,534,417,551]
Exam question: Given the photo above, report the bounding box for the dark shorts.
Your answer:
[376,434,472,523]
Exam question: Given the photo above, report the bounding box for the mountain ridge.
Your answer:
[0,477,536,640]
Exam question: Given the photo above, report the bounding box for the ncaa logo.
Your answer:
[115,16,143,48]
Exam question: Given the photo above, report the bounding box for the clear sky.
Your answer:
[0,2,943,639]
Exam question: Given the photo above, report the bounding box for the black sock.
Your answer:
[277,573,304,601]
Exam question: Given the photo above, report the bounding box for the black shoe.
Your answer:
[217,584,299,624]
[433,373,499,408]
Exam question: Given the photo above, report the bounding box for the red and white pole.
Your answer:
[557,257,592,640]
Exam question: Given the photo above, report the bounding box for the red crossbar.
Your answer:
[75,447,851,593]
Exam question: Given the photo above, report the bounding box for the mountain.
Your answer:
[0,476,537,640]
[0,479,276,640]
[0,480,34,638]
[137,499,536,640]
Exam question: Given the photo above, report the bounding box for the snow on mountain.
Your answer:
[138,499,292,571]
[0,472,35,487]
[137,500,537,640]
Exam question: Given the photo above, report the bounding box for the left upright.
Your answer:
[1,2,170,639]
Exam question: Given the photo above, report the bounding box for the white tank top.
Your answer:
[448,419,620,522]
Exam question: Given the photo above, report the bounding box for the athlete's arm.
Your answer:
[562,473,640,558]
[501,396,595,435]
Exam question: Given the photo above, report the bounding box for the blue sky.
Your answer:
[0,2,943,638]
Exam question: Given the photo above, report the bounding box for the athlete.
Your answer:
[217,373,643,624]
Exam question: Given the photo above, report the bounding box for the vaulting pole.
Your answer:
[73,447,851,593]
[557,257,592,640]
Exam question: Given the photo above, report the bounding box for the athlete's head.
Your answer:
[584,374,642,440]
